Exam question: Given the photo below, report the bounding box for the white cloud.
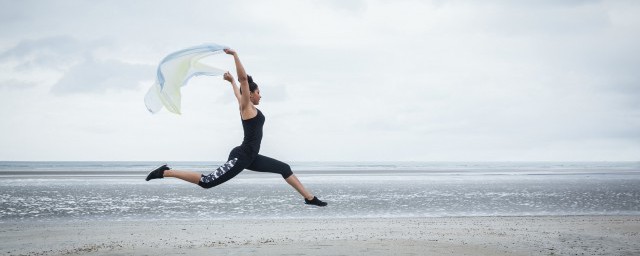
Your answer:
[50,56,153,94]
[0,79,37,90]
[0,35,153,94]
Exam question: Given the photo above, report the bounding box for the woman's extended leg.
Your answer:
[164,169,201,184]
[145,164,201,184]
[145,156,244,187]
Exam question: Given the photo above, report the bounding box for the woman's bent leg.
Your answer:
[284,174,314,200]
[286,174,327,206]
[246,154,293,178]
[247,155,326,206]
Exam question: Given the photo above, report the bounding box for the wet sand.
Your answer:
[2,216,639,256]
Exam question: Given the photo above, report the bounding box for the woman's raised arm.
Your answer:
[224,49,251,110]
[223,71,242,104]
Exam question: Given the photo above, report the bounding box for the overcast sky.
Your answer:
[0,0,638,161]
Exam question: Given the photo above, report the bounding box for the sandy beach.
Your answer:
[1,216,638,256]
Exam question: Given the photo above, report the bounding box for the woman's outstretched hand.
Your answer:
[224,48,237,56]
[223,71,234,82]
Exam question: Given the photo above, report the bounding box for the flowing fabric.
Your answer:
[145,43,228,114]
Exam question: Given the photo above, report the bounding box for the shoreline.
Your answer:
[2,215,639,256]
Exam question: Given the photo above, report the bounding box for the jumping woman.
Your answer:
[146,48,327,207]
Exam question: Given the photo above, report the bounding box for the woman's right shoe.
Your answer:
[145,164,170,181]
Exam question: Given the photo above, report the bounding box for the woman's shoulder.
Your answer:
[240,106,258,120]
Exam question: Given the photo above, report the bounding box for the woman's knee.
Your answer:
[198,176,215,189]
[199,183,213,189]
[199,158,241,189]
[281,163,293,179]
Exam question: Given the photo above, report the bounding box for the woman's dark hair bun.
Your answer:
[240,75,258,95]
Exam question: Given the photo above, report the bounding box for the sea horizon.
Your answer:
[1,161,639,222]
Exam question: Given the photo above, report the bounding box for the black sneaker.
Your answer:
[305,196,328,207]
[146,164,170,181]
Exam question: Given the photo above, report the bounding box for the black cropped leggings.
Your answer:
[198,147,294,189]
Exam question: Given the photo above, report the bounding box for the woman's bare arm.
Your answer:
[223,71,242,104]
[224,49,253,117]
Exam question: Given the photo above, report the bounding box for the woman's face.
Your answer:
[250,88,261,105]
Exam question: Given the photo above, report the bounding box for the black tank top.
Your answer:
[240,109,265,157]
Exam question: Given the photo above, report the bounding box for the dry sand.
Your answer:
[2,216,639,256]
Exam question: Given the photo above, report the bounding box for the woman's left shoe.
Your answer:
[305,196,328,207]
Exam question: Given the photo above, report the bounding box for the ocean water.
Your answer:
[1,161,639,222]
